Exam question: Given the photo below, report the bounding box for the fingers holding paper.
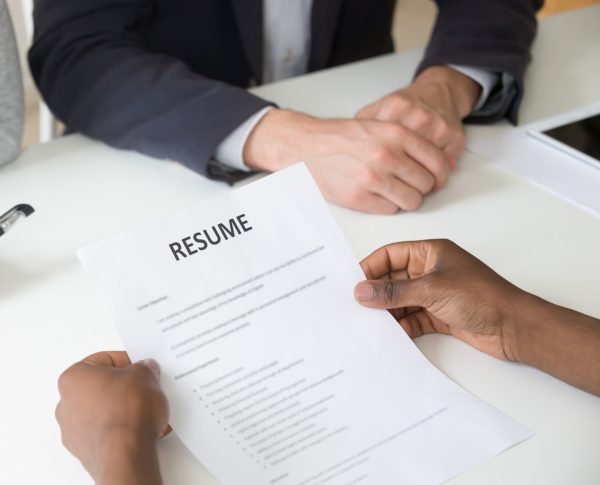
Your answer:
[56,351,169,483]
[355,239,600,396]
[354,240,523,361]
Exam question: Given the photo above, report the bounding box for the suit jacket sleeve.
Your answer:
[28,0,271,176]
[417,0,544,125]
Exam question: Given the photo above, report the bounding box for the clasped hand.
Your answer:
[244,66,480,213]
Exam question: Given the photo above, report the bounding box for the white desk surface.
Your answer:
[1,6,599,485]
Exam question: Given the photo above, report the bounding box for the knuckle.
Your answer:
[430,149,447,172]
[377,280,402,305]
[57,367,73,394]
[444,239,460,253]
[383,281,398,304]
[436,169,450,189]
[360,167,381,188]
[423,173,436,193]
[402,192,424,212]
[399,164,434,195]
[377,152,398,172]
[438,117,453,133]
[390,94,409,111]
[345,186,368,207]
[386,123,406,140]
[419,109,433,123]
[121,379,153,412]
[413,110,433,129]
[419,274,441,304]
[431,238,455,254]
[431,131,447,148]
[54,402,63,423]
[131,362,156,382]
[428,155,449,187]
[367,144,392,164]
[433,121,451,143]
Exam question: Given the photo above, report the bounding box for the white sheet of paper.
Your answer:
[78,164,531,485]
[470,101,600,218]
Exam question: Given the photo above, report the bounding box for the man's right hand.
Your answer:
[243,109,451,213]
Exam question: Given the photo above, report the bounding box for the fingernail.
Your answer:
[355,283,374,302]
[139,358,160,377]
[450,158,457,170]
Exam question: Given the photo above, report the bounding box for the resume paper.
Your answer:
[78,164,531,485]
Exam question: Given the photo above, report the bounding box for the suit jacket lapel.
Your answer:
[309,0,344,71]
[230,0,264,83]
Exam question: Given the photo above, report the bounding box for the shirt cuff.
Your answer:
[447,64,500,112]
[213,106,274,171]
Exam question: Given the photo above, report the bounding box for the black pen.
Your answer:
[0,204,35,237]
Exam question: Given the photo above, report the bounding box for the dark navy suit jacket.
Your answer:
[29,0,542,178]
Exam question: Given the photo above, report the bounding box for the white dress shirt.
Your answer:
[214,0,498,170]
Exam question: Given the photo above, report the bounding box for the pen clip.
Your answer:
[0,204,35,236]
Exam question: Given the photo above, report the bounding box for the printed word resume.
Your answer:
[79,164,530,485]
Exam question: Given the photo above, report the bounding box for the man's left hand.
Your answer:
[356,66,481,177]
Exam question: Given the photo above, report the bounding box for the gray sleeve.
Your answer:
[0,0,24,166]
